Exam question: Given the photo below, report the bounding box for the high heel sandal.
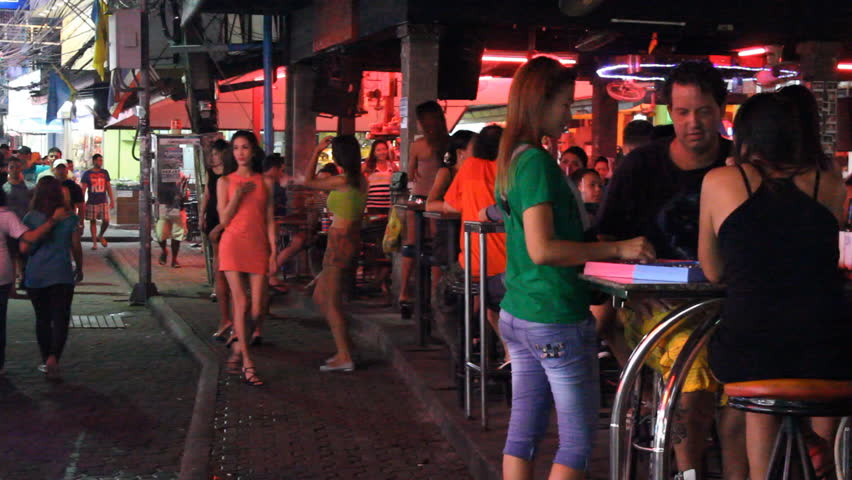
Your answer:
[242,367,264,386]
[213,324,232,342]
[399,301,413,319]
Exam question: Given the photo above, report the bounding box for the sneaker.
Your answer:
[37,364,47,374]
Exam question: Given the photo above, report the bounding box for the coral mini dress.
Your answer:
[219,172,270,275]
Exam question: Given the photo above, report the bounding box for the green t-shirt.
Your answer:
[498,147,591,324]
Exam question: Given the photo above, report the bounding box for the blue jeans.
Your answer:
[499,310,599,471]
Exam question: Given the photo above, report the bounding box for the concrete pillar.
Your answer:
[285,62,316,178]
[397,24,440,172]
[591,78,619,162]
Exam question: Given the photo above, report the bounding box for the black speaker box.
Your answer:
[312,56,361,117]
[438,29,484,101]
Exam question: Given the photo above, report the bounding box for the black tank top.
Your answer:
[709,165,852,383]
[204,170,221,235]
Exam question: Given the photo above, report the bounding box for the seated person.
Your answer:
[441,125,510,366]
[569,168,604,223]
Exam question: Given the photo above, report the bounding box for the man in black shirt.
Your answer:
[597,61,740,480]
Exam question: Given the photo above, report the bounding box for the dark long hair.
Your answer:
[442,130,476,168]
[777,85,832,171]
[226,130,264,175]
[364,140,389,174]
[31,176,65,216]
[331,135,363,188]
[416,101,449,158]
[733,93,826,178]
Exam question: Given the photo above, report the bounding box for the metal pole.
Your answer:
[131,0,158,304]
[262,15,274,154]
[479,230,488,430]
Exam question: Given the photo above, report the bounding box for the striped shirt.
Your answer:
[365,169,393,210]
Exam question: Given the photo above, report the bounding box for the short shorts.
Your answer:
[619,303,720,394]
[155,206,187,242]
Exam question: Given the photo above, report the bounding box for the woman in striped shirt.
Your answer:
[362,140,398,213]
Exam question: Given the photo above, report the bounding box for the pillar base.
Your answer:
[130,282,159,305]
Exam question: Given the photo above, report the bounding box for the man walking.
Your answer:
[80,154,114,249]
[156,171,189,268]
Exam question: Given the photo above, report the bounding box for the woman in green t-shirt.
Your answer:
[495,56,655,480]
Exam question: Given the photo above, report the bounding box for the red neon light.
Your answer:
[838,63,852,71]
[737,47,768,57]
[482,52,576,65]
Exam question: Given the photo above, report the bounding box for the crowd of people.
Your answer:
[188,58,852,478]
[0,53,846,480]
[0,146,115,381]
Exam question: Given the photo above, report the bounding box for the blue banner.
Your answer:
[0,0,28,10]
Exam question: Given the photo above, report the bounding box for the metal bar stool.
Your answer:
[463,220,504,429]
[725,380,852,480]
[609,298,724,480]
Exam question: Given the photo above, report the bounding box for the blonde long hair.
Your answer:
[495,57,576,196]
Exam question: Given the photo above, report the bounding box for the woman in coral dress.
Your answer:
[217,130,275,386]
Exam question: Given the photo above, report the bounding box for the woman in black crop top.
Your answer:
[201,139,232,340]
[698,92,852,479]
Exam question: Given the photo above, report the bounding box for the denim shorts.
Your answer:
[499,310,599,471]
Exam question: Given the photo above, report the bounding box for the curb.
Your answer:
[348,314,501,480]
[105,249,219,480]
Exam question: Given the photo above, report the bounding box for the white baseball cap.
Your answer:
[53,158,67,169]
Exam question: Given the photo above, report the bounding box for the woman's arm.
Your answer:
[408,140,421,183]
[425,168,452,212]
[522,203,655,267]
[303,137,347,191]
[18,208,70,254]
[217,176,245,228]
[265,177,277,275]
[71,219,83,282]
[698,171,725,283]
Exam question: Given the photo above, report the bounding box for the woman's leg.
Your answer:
[28,287,52,362]
[248,273,267,339]
[540,319,599,480]
[399,210,416,303]
[718,407,749,480]
[501,312,552,480]
[223,271,250,367]
[0,283,11,371]
[50,283,75,362]
[318,266,354,366]
[746,412,782,480]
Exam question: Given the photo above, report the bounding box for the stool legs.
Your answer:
[765,416,818,480]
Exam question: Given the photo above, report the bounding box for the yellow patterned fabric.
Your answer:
[620,304,720,393]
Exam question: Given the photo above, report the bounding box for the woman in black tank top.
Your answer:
[202,139,233,340]
[698,92,851,479]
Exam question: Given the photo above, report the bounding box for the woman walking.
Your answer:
[496,56,653,480]
[217,131,274,386]
[0,187,68,375]
[201,139,232,340]
[22,176,83,380]
[304,135,366,372]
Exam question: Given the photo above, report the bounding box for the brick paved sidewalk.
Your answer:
[0,249,198,480]
[112,244,473,480]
